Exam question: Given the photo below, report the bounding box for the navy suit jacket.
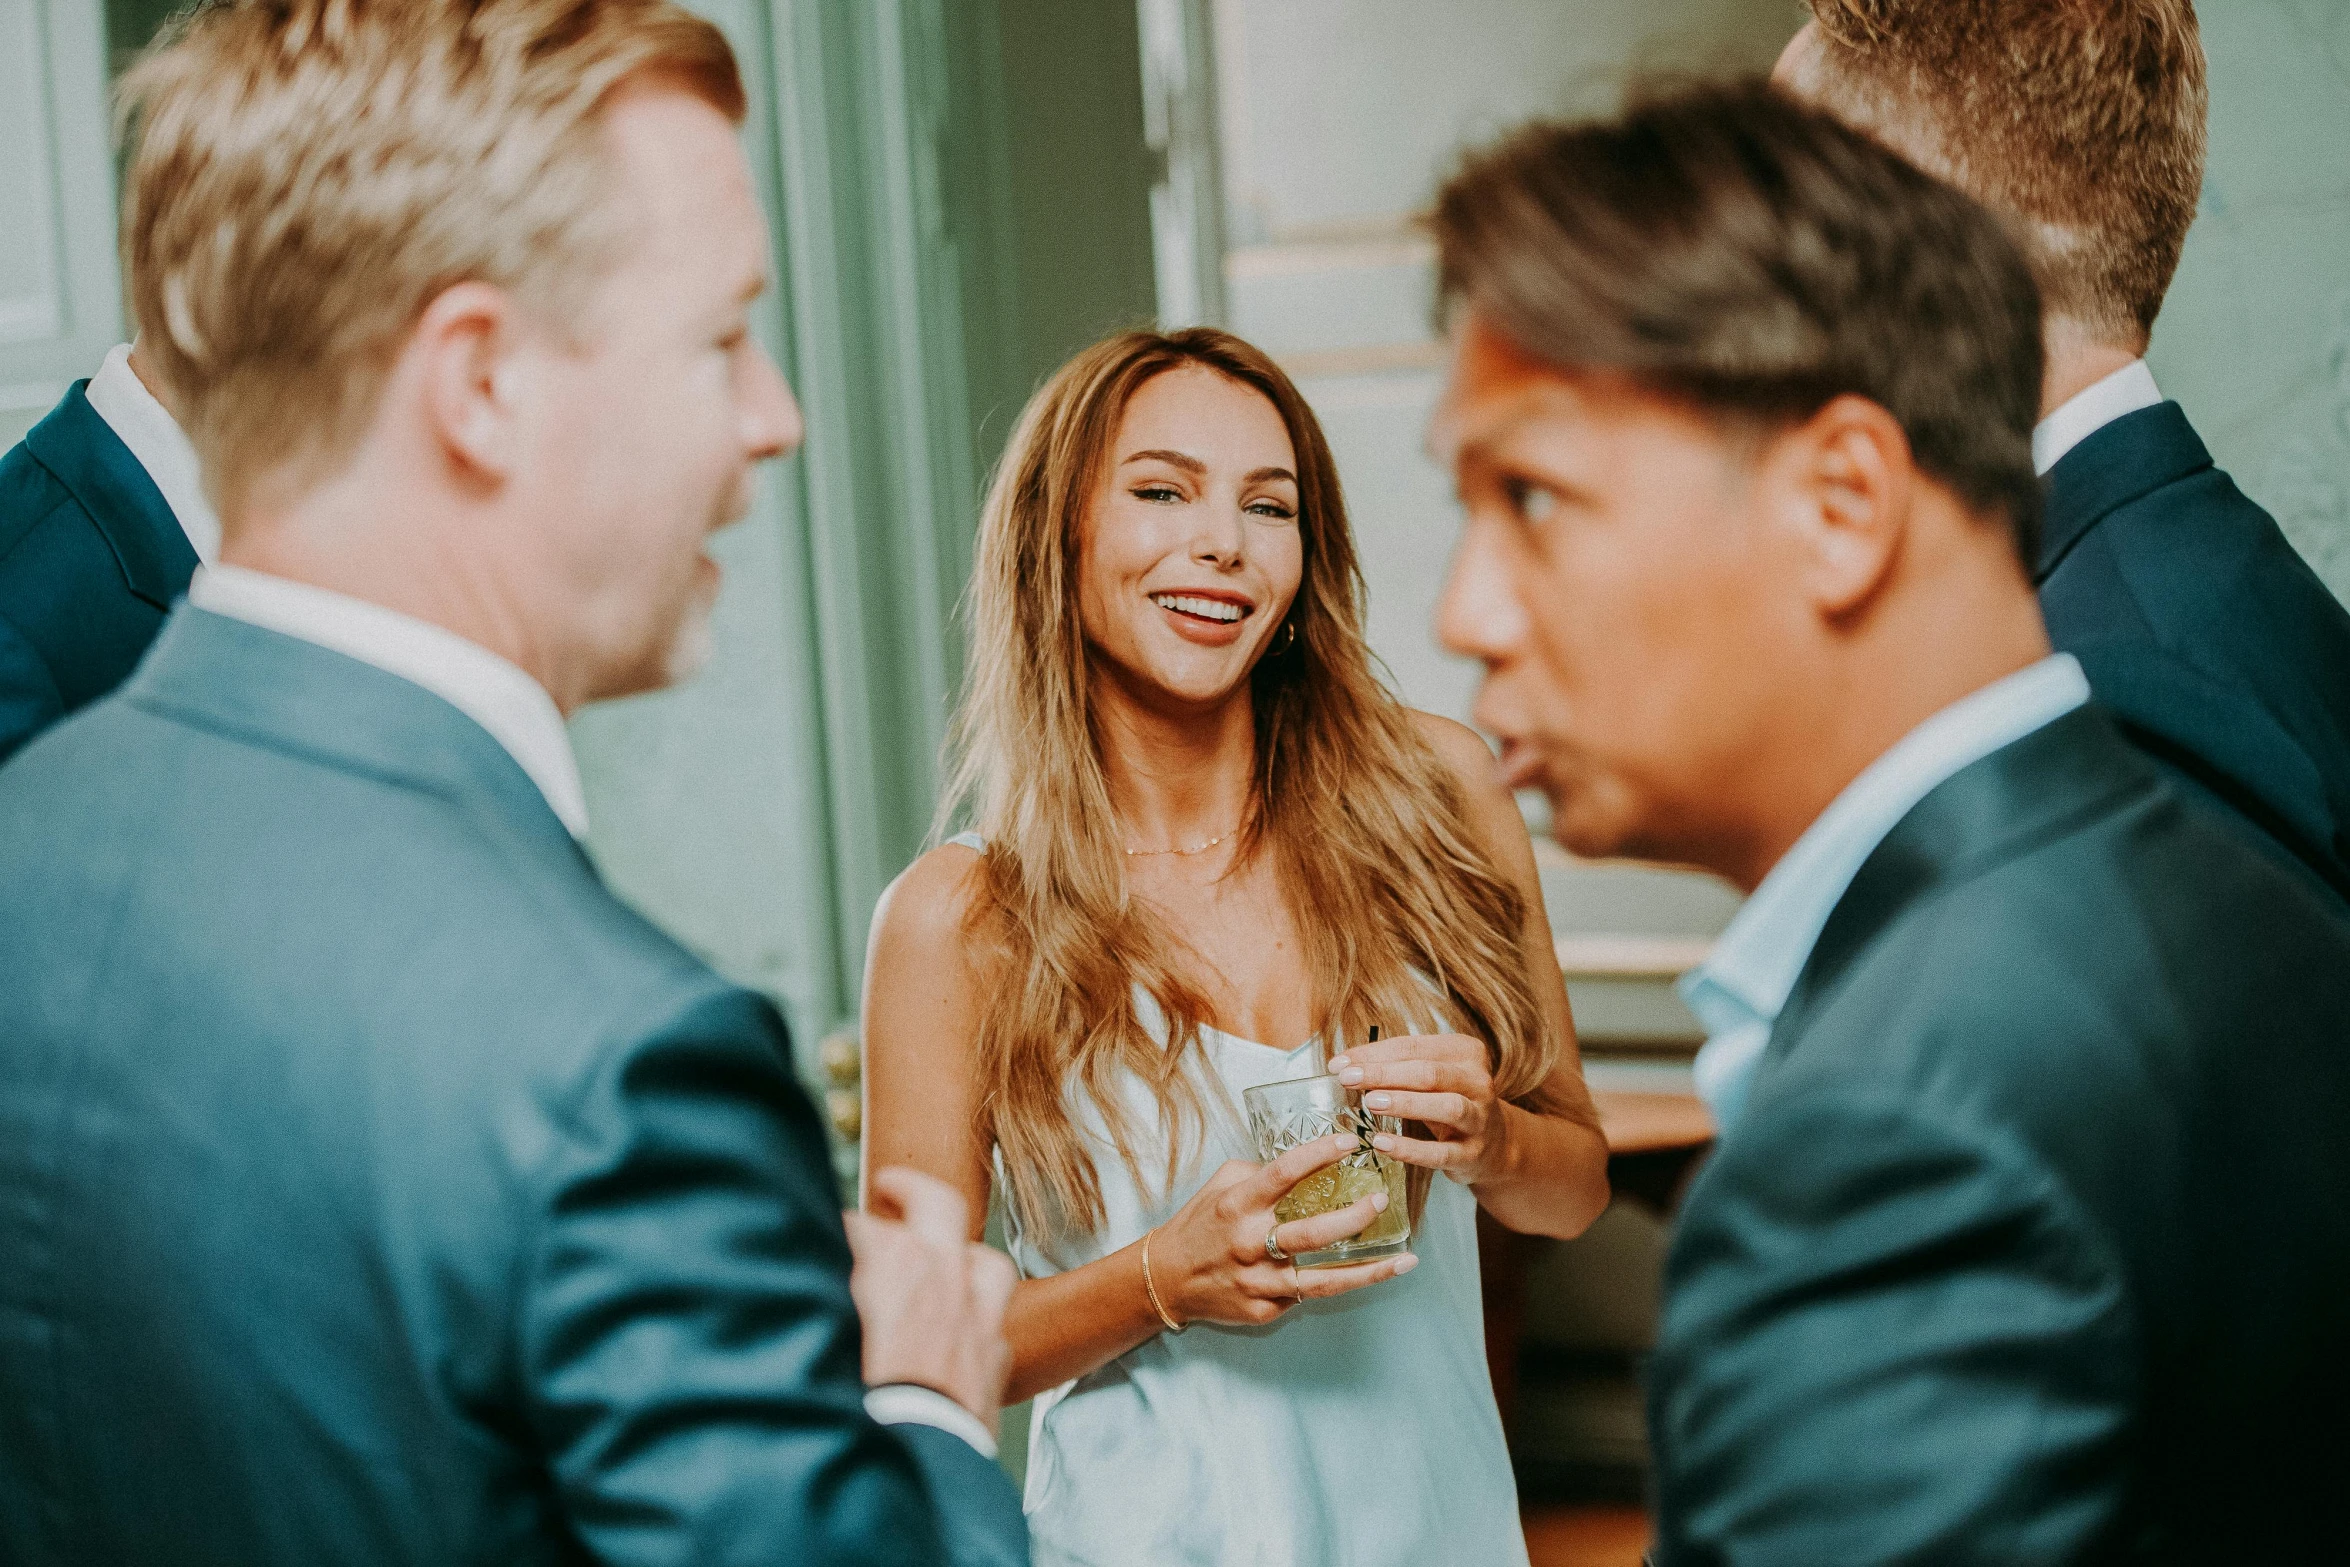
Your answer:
[0,608,1026,1567]
[2038,402,2350,902]
[1650,708,2350,1563]
[0,380,198,764]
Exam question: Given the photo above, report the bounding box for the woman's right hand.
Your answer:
[1148,1134,1417,1328]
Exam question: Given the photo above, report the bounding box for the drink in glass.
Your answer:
[1241,1072,1412,1267]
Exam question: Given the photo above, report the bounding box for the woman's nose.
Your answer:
[1189,501,1248,565]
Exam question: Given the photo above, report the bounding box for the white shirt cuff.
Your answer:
[864,1383,998,1459]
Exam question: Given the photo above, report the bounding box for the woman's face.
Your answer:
[1077,365,1306,711]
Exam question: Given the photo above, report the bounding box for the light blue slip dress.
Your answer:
[947,834,1529,1567]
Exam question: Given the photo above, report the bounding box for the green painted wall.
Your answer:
[941,0,1166,522]
[103,0,175,73]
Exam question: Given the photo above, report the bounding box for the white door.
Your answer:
[0,0,121,446]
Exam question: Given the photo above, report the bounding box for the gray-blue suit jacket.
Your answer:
[0,606,1026,1566]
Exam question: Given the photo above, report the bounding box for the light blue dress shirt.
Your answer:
[1679,655,2092,1139]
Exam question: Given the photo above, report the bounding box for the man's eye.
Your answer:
[1505,477,1560,525]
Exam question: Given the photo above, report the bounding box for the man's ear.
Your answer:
[411,280,524,483]
[1766,393,1915,620]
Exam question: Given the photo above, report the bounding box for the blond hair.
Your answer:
[117,0,745,521]
[943,328,1564,1238]
[1801,0,2206,346]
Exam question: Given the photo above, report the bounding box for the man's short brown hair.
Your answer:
[1432,79,2046,561]
[1797,0,2207,347]
[119,0,746,521]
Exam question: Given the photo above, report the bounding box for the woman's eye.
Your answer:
[1134,484,1183,503]
[1246,500,1297,522]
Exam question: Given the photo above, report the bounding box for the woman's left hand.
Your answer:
[1329,1033,1512,1187]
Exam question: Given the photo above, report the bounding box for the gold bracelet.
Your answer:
[1140,1227,1185,1335]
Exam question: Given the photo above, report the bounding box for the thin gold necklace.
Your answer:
[1124,824,1240,857]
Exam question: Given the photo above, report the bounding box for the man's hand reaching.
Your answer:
[845,1165,1016,1436]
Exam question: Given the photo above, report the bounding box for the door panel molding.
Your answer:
[0,0,123,389]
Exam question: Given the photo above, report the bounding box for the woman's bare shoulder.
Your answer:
[1405,708,1540,872]
[1405,709,1509,802]
[869,840,991,960]
[862,844,996,1071]
[861,844,996,1184]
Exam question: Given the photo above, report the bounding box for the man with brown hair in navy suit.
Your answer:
[1778,0,2350,905]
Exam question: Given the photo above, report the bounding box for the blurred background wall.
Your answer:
[6,0,2347,1504]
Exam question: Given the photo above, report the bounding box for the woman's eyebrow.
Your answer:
[1117,451,1296,486]
[1120,448,1206,473]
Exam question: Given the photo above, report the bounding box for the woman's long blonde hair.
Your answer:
[941,328,1560,1238]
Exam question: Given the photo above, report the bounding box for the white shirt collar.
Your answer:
[82,343,222,565]
[2032,358,2163,476]
[186,564,589,839]
[1679,654,2092,1133]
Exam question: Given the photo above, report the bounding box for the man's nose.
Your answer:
[744,344,803,462]
[1435,523,1525,664]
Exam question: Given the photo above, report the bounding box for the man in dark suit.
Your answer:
[1778,0,2350,905]
[0,339,212,762]
[1428,83,2350,1561]
[0,3,1031,1563]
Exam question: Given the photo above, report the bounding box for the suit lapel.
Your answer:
[1775,708,2160,1044]
[2037,402,2213,586]
[23,382,200,611]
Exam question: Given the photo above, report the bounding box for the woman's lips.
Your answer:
[1159,601,1247,646]
[1150,591,1252,647]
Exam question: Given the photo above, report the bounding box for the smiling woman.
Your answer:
[1078,365,1306,712]
[859,326,1610,1566]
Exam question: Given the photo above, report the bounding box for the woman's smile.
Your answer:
[1150,588,1255,645]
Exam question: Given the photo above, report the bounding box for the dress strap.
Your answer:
[944,830,986,851]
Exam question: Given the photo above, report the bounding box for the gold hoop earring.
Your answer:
[1273,618,1298,656]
